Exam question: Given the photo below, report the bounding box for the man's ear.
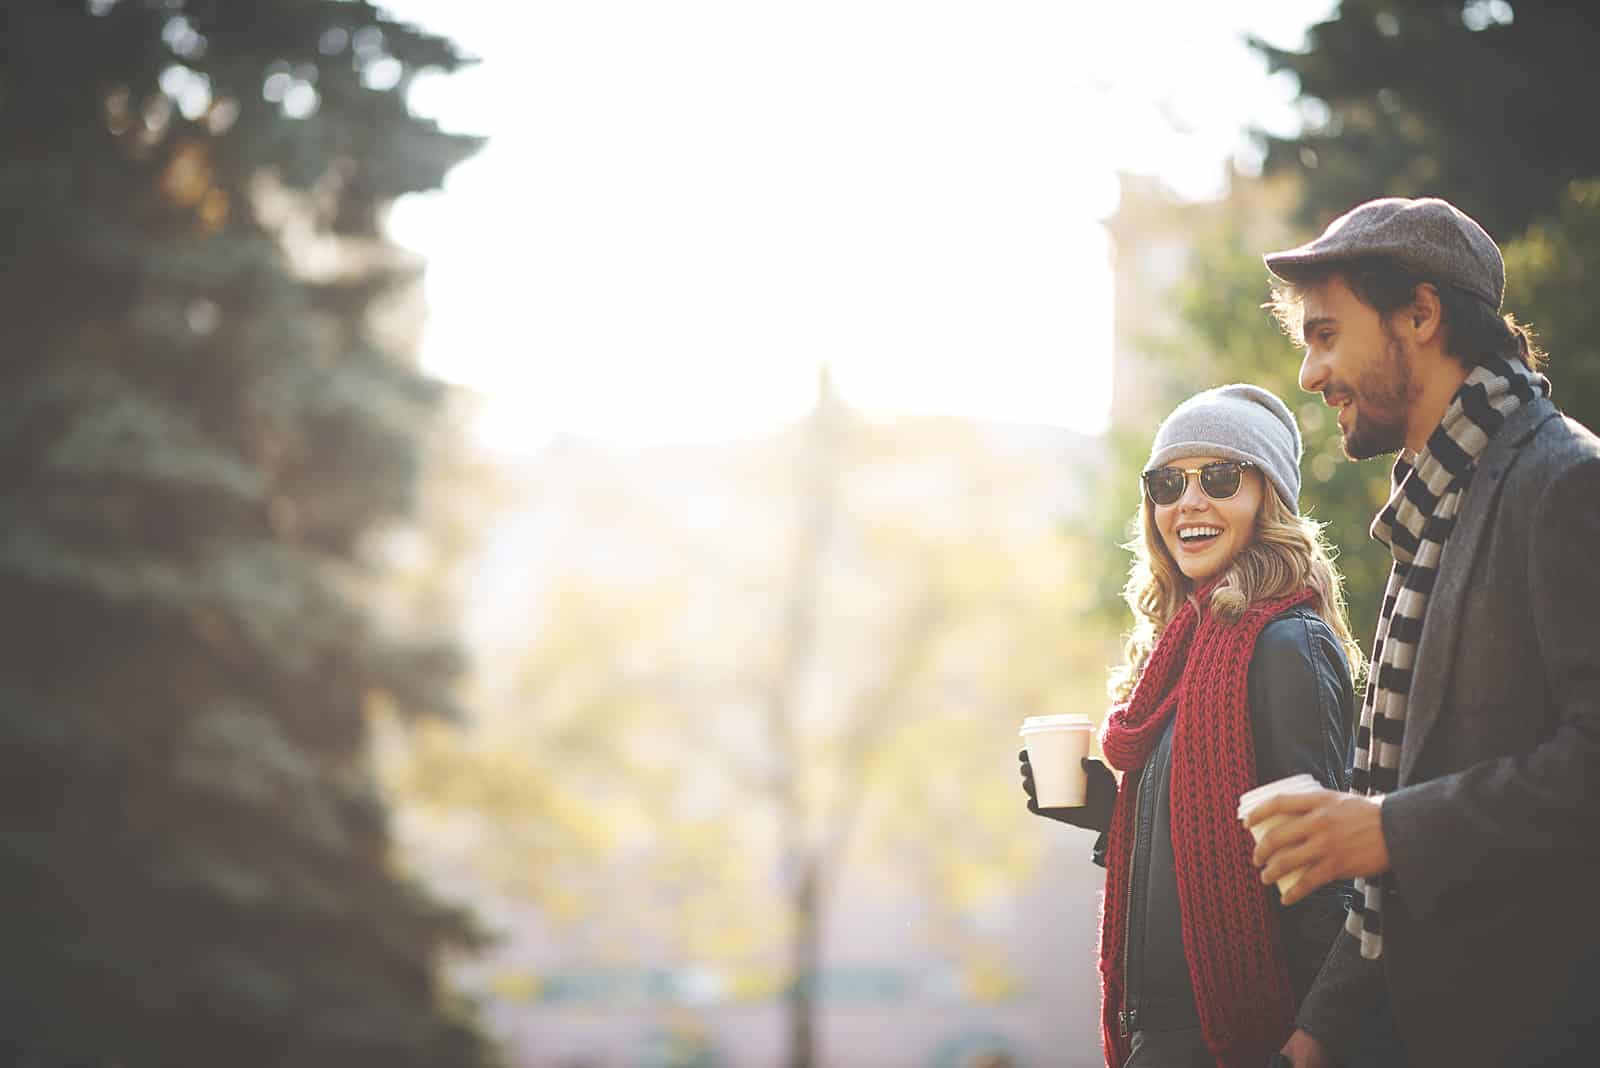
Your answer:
[1407,282,1443,345]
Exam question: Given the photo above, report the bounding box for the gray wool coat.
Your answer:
[1296,395,1600,1068]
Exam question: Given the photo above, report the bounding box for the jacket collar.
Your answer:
[1399,395,1560,781]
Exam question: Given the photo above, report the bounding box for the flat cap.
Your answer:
[1263,196,1504,309]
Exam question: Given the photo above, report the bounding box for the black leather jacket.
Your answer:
[1092,605,1356,1038]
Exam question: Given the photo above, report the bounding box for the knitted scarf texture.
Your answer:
[1348,356,1549,958]
[1097,586,1315,1068]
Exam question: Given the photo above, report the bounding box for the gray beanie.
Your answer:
[1145,384,1302,510]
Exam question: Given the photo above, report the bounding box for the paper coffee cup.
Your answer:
[1019,714,1095,808]
[1237,773,1322,896]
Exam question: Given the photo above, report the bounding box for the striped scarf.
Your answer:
[1347,356,1549,958]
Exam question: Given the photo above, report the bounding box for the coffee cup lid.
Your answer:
[1019,713,1094,735]
[1236,773,1321,818]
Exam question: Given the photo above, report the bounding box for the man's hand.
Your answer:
[1276,1027,1333,1068]
[1245,786,1389,906]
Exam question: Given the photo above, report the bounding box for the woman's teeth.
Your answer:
[1179,526,1221,543]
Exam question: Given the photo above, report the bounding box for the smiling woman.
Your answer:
[377,0,1336,454]
[1020,383,1364,1067]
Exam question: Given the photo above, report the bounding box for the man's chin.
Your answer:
[1341,424,1403,461]
[1337,412,1401,463]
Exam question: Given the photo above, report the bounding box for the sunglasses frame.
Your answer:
[1141,459,1256,506]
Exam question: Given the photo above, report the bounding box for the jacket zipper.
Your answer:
[1118,760,1147,1040]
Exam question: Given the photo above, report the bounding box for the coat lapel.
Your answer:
[1398,398,1557,784]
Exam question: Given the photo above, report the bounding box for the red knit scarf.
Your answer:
[1096,587,1315,1068]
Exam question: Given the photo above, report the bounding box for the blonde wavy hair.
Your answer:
[1107,474,1363,702]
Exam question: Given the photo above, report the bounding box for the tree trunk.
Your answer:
[784,852,822,1068]
[773,369,841,1068]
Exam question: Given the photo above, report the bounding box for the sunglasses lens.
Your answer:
[1144,469,1185,506]
[1200,462,1242,499]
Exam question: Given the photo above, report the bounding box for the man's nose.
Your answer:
[1299,346,1329,395]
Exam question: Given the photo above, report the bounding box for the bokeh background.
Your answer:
[4,2,1599,1066]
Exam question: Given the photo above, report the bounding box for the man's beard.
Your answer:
[1338,337,1412,460]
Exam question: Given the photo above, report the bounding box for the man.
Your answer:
[1244,197,1600,1068]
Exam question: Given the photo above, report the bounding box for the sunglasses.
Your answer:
[1141,460,1255,506]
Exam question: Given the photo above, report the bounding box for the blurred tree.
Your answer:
[753,380,1114,1067]
[1231,0,1600,650]
[0,3,495,1066]
[386,374,1118,1067]
[1252,0,1600,240]
[1501,179,1600,432]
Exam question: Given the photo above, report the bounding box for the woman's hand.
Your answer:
[1275,1028,1333,1067]
[1018,750,1116,831]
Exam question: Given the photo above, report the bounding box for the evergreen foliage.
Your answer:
[0,2,494,1064]
[1503,179,1600,432]
[1251,0,1600,239]
[1095,4,1600,676]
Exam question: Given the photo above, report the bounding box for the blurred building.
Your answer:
[1105,167,1300,425]
[444,843,1107,1068]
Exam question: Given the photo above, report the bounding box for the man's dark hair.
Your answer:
[1268,255,1546,372]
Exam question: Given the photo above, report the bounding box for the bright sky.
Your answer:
[382,0,1335,455]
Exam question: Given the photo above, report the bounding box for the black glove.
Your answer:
[1018,749,1116,832]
